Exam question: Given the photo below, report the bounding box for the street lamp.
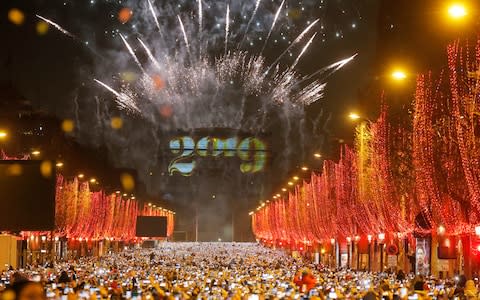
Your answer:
[0,130,7,139]
[391,69,408,81]
[448,3,468,19]
[348,112,361,121]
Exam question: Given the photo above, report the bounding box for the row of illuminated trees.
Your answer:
[54,175,175,241]
[252,37,480,247]
[0,152,175,241]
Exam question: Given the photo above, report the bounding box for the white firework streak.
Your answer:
[119,34,145,74]
[198,0,203,33]
[261,0,284,54]
[240,0,262,47]
[290,32,317,70]
[147,0,162,33]
[268,19,320,71]
[177,15,192,58]
[225,5,230,55]
[36,15,75,38]
[94,79,140,113]
[300,53,358,84]
[137,37,162,71]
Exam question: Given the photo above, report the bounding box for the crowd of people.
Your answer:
[0,242,478,299]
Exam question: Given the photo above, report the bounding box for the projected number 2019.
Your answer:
[168,136,267,176]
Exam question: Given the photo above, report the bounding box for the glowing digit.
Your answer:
[212,137,238,157]
[196,136,212,157]
[168,136,196,176]
[237,137,267,173]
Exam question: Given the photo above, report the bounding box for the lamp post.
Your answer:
[379,233,385,272]
[367,234,372,271]
[331,238,336,268]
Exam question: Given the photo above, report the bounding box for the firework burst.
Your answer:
[38,0,356,132]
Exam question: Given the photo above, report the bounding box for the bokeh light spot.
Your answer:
[121,71,138,82]
[40,161,53,178]
[61,119,75,133]
[36,21,49,35]
[118,8,133,24]
[8,8,25,25]
[159,105,173,118]
[110,117,123,129]
[6,164,22,176]
[120,173,135,192]
[152,74,166,90]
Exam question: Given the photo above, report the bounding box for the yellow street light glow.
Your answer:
[148,203,152,206]
[0,131,7,139]
[288,182,294,186]
[116,191,120,194]
[293,176,299,181]
[448,3,468,19]
[301,166,308,171]
[276,193,281,197]
[249,211,254,216]
[78,173,84,179]
[56,162,64,168]
[31,150,41,156]
[314,153,322,158]
[349,112,361,120]
[391,70,407,81]
[89,178,96,183]
[282,188,287,192]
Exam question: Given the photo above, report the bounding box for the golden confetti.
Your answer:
[110,117,123,129]
[8,8,24,25]
[61,119,75,133]
[6,164,22,176]
[120,173,135,192]
[120,72,138,82]
[36,21,49,35]
[40,161,53,178]
[118,7,133,24]
[152,74,166,90]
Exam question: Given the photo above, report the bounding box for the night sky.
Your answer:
[1,0,383,240]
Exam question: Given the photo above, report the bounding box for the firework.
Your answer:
[38,0,356,131]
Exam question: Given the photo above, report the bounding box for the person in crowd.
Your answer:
[2,243,480,299]
[4,280,45,300]
[396,269,406,282]
[293,269,317,292]
[464,279,478,299]
[57,271,70,284]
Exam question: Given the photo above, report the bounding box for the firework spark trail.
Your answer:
[198,0,203,58]
[261,0,285,54]
[94,79,140,112]
[177,15,192,59]
[137,37,162,71]
[239,0,262,48]
[267,19,320,72]
[299,53,358,84]
[36,15,75,38]
[147,0,162,33]
[225,5,230,55]
[120,34,145,74]
[290,33,317,70]
[198,0,203,33]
